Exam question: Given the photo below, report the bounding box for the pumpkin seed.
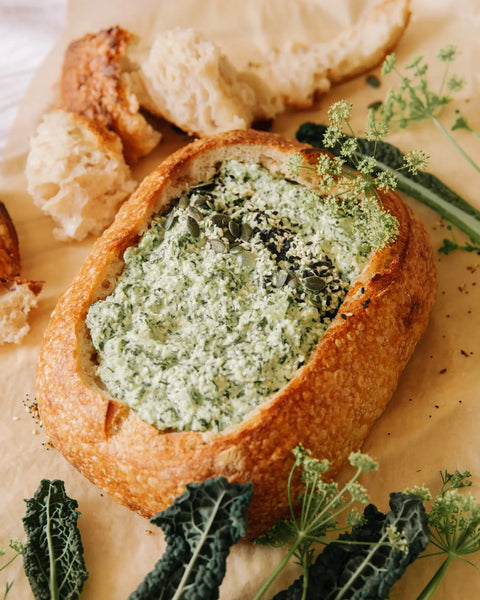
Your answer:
[191,181,215,191]
[188,206,203,221]
[228,219,241,239]
[240,250,255,268]
[178,196,189,209]
[240,222,253,242]
[211,213,230,228]
[304,275,327,292]
[287,272,299,288]
[224,230,237,243]
[165,210,176,231]
[275,270,289,288]
[209,239,227,253]
[187,216,200,237]
[192,195,209,207]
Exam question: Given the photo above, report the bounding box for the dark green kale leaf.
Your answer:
[22,479,88,600]
[296,122,480,247]
[273,492,430,600]
[128,476,253,600]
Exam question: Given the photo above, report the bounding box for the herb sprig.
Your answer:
[252,447,426,600]
[408,470,480,600]
[378,46,480,175]
[0,539,25,599]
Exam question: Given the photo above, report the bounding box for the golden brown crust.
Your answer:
[0,201,43,295]
[61,26,160,164]
[0,201,21,279]
[36,130,437,537]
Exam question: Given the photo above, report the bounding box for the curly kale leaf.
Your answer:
[296,122,480,247]
[128,476,253,600]
[22,479,88,600]
[273,493,430,600]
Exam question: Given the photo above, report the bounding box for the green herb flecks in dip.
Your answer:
[86,161,397,433]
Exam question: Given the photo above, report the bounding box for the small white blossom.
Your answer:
[386,524,409,555]
[322,126,343,148]
[404,486,432,502]
[437,44,457,62]
[357,156,378,176]
[447,75,465,92]
[404,149,429,175]
[340,137,359,158]
[347,482,369,504]
[349,452,379,473]
[346,508,366,528]
[328,100,353,126]
[375,170,398,191]
[287,153,304,178]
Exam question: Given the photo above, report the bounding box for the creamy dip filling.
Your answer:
[86,161,396,432]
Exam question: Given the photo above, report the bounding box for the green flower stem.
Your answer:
[0,552,22,573]
[252,538,303,600]
[416,555,454,600]
[431,116,480,175]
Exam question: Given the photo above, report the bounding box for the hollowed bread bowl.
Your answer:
[37,129,437,537]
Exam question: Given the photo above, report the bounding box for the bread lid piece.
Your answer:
[37,129,437,537]
[61,26,162,164]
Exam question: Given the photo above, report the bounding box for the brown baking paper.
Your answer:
[1,0,480,598]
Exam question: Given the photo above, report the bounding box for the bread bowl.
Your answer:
[36,129,437,537]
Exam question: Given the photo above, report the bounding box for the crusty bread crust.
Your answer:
[36,130,437,537]
[61,26,161,164]
[0,201,43,344]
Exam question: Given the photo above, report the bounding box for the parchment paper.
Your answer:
[1,1,480,598]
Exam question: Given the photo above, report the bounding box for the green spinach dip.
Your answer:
[86,161,397,432]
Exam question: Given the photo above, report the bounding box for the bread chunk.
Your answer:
[0,202,42,345]
[61,26,162,164]
[0,279,42,345]
[26,110,137,241]
[248,0,411,107]
[134,28,282,137]
[37,130,437,537]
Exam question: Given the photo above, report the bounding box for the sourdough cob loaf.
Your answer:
[37,130,437,537]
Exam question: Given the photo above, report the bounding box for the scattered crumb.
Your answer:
[439,368,447,374]
[461,349,469,357]
[145,530,153,536]
[12,416,20,421]
[23,397,42,428]
[467,263,480,274]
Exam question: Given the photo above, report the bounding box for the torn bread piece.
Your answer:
[247,0,411,107]
[132,28,283,137]
[0,202,43,345]
[61,26,162,164]
[26,110,137,242]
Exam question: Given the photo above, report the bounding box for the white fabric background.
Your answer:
[0,0,65,154]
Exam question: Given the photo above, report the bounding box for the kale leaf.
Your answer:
[273,492,430,600]
[128,476,253,600]
[22,479,88,600]
[296,122,480,247]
